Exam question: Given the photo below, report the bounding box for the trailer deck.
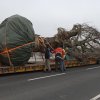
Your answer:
[0,58,97,75]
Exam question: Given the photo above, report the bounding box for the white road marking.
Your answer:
[86,66,100,70]
[28,73,66,81]
[90,94,100,100]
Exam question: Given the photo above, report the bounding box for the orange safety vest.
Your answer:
[54,47,65,58]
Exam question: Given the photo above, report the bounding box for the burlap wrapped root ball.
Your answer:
[0,15,35,66]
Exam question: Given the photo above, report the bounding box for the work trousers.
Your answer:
[44,59,51,71]
[55,60,66,72]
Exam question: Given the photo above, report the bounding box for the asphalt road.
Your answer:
[0,64,100,100]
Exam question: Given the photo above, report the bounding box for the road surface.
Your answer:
[0,64,100,100]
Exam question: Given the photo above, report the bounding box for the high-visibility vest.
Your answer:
[54,47,65,58]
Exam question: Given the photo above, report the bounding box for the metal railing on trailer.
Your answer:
[0,52,97,75]
[0,52,55,74]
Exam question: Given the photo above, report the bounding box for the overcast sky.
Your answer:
[0,0,100,37]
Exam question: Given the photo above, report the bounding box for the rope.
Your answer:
[0,41,35,54]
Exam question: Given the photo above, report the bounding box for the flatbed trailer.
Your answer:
[0,58,97,75]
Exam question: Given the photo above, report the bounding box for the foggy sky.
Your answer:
[0,0,100,37]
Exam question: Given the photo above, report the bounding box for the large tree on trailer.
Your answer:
[44,24,100,61]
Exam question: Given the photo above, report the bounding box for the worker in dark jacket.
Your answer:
[44,43,52,72]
